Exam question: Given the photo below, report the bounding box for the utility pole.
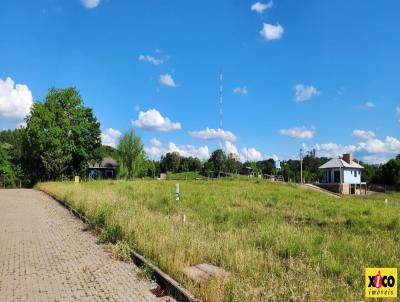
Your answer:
[219,71,223,130]
[300,148,303,185]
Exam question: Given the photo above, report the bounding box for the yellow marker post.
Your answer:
[74,176,80,183]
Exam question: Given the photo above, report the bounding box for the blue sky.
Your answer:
[1,0,400,163]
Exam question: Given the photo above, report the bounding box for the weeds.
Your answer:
[109,241,132,262]
[138,264,155,281]
[36,179,400,301]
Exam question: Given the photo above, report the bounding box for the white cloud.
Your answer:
[132,109,181,132]
[294,84,320,102]
[159,74,177,88]
[241,147,263,162]
[168,142,209,159]
[356,154,390,165]
[313,143,357,158]
[260,23,284,40]
[138,54,164,66]
[0,77,33,121]
[280,126,315,139]
[365,101,375,108]
[233,87,248,95]
[358,137,400,154]
[224,141,265,162]
[145,141,209,160]
[352,129,376,140]
[251,1,273,13]
[81,0,100,8]
[150,138,162,147]
[189,128,237,142]
[145,146,165,159]
[224,141,239,155]
[307,135,400,164]
[396,106,400,122]
[101,128,121,148]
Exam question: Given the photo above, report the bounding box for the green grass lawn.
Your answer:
[36,179,400,301]
[166,171,207,180]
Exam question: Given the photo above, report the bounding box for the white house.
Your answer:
[318,154,367,195]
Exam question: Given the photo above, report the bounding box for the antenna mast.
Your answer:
[219,71,223,130]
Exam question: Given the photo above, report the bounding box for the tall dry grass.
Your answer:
[36,179,400,301]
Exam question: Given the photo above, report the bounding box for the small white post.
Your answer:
[300,148,303,185]
[175,183,180,201]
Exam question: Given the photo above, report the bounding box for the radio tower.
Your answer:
[219,71,223,130]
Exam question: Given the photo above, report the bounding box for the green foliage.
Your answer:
[160,152,202,174]
[99,145,119,160]
[256,158,275,175]
[24,87,101,182]
[160,151,181,173]
[208,149,227,175]
[138,264,155,281]
[0,144,15,187]
[109,241,132,262]
[380,155,400,186]
[225,153,242,174]
[100,224,123,244]
[118,129,145,179]
[144,159,156,177]
[361,154,400,188]
[0,128,28,186]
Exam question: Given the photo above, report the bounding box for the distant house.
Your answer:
[317,153,366,195]
[242,166,256,177]
[88,157,118,179]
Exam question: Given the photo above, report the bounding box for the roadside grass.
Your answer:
[166,171,207,180]
[36,180,400,301]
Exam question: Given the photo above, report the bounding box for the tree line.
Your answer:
[0,87,399,188]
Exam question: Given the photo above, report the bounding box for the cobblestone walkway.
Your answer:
[0,189,172,302]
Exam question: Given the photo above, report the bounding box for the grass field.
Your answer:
[36,180,400,301]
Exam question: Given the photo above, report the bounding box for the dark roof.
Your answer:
[88,157,118,169]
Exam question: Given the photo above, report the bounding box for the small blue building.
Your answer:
[318,154,366,195]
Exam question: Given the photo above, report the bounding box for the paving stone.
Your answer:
[183,263,230,283]
[0,189,173,302]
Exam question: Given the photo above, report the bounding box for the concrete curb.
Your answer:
[38,189,199,302]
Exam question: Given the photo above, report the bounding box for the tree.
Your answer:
[24,87,101,182]
[0,144,16,187]
[0,128,27,186]
[187,156,202,172]
[380,155,400,186]
[144,160,156,178]
[99,145,119,161]
[256,159,275,175]
[118,129,145,179]
[208,149,227,177]
[203,161,214,178]
[226,153,242,174]
[160,152,181,173]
